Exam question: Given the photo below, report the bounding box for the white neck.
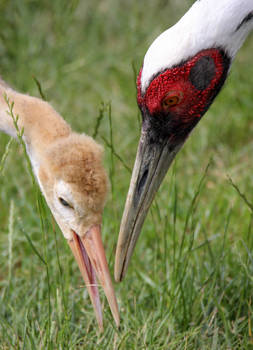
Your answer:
[0,80,71,182]
[142,0,253,93]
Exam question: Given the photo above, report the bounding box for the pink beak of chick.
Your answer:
[68,225,120,331]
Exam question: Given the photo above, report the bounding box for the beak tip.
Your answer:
[115,313,120,328]
[114,275,120,283]
[114,256,124,283]
[115,239,131,283]
[114,268,124,283]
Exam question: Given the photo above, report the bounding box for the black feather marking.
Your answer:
[236,11,253,31]
[137,168,149,197]
[189,55,216,91]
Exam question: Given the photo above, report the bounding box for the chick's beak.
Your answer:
[115,119,183,282]
[68,224,120,331]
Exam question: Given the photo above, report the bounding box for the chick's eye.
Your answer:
[162,92,183,112]
[59,197,72,208]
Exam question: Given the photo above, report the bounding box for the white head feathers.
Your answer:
[141,0,253,93]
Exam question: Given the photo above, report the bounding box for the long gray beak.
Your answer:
[114,121,183,282]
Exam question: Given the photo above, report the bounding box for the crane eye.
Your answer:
[59,197,73,209]
[162,92,182,112]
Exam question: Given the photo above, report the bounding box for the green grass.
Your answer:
[0,0,253,348]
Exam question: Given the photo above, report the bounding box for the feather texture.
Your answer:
[141,0,253,93]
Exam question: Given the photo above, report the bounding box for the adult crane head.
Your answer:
[0,82,119,330]
[115,0,253,282]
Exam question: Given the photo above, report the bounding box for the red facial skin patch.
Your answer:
[137,49,226,124]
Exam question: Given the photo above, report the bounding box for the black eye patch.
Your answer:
[189,56,216,90]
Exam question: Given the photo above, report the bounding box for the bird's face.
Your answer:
[38,133,119,330]
[115,48,231,282]
[137,49,229,142]
[52,179,103,239]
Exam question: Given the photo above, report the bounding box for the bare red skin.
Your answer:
[137,49,226,123]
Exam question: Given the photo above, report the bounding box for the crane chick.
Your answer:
[0,78,119,331]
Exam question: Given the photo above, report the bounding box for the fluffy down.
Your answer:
[44,133,109,214]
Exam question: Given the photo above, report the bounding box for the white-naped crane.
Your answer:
[0,78,119,331]
[115,0,253,282]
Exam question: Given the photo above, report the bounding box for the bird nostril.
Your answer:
[134,168,149,207]
[137,169,149,196]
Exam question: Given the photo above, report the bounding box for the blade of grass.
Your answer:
[93,102,106,139]
[4,95,52,348]
[228,175,253,212]
[108,102,115,194]
[8,200,14,283]
[101,135,131,173]
[33,76,47,101]
[0,137,13,174]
